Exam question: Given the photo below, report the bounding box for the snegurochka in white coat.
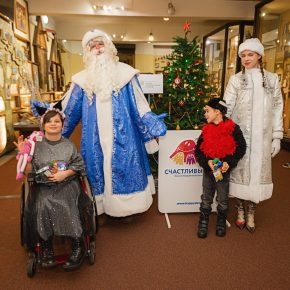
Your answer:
[223,38,283,232]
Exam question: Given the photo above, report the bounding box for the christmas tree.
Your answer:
[151,22,211,130]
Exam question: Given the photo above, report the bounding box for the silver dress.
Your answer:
[29,137,84,241]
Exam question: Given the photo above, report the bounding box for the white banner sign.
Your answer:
[158,130,216,213]
[138,74,163,94]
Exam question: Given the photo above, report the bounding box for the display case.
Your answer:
[255,0,290,139]
[203,21,254,97]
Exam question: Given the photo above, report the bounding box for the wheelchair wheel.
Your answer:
[88,242,96,265]
[27,257,37,278]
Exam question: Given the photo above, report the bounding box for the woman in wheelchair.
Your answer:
[16,108,88,271]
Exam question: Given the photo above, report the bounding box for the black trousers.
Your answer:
[200,171,230,212]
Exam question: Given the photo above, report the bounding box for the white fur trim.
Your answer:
[82,29,109,49]
[132,78,150,117]
[272,131,283,140]
[229,182,273,204]
[94,176,155,217]
[72,62,139,92]
[148,174,156,195]
[238,38,264,56]
[145,139,159,154]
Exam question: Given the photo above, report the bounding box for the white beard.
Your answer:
[83,51,117,103]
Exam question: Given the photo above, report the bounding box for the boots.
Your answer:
[246,202,256,233]
[63,237,85,271]
[216,209,227,237]
[197,208,211,239]
[235,199,246,230]
[42,237,57,268]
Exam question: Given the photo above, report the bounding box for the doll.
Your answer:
[16,131,44,181]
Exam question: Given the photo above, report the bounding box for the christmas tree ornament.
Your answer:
[176,124,181,130]
[174,75,182,86]
[196,90,204,96]
[179,100,185,107]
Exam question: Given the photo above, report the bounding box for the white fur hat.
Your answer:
[82,29,110,49]
[238,38,264,57]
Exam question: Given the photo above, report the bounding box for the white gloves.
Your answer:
[271,139,281,158]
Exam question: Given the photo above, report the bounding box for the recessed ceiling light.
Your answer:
[163,17,170,21]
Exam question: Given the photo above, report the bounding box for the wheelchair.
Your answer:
[20,170,98,278]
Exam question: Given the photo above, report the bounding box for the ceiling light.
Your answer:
[168,1,175,16]
[121,35,124,39]
[112,34,116,38]
[163,17,170,21]
[62,39,67,43]
[261,12,266,17]
[121,6,125,10]
[149,32,154,42]
[41,15,49,24]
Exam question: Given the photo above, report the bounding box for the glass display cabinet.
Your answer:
[255,0,290,140]
[203,21,254,97]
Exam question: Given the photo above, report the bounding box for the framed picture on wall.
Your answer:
[13,0,30,42]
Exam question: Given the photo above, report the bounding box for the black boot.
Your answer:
[216,210,227,237]
[42,237,57,268]
[62,238,85,271]
[197,208,211,238]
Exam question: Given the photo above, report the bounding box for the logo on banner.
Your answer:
[169,139,197,165]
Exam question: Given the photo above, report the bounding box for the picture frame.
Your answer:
[13,0,30,42]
